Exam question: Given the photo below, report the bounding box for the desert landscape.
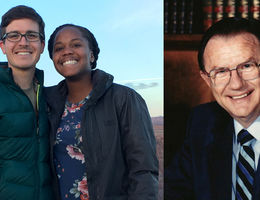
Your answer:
[152,116,163,200]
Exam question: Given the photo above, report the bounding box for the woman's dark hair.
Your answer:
[48,24,100,69]
[0,5,45,41]
[198,17,260,71]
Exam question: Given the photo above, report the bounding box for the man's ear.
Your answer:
[200,70,211,87]
[0,40,6,54]
[40,41,45,54]
[90,52,95,63]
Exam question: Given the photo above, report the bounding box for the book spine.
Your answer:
[164,0,169,34]
[172,0,178,34]
[249,0,260,19]
[185,0,194,33]
[213,0,224,23]
[177,0,186,34]
[223,0,235,18]
[203,0,213,32]
[236,0,249,18]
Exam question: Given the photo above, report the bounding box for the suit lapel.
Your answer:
[207,112,234,199]
[253,157,260,199]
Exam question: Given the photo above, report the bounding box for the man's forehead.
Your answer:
[205,33,260,56]
[5,18,39,31]
[208,32,260,45]
[204,34,260,69]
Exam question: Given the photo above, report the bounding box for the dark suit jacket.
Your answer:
[165,102,260,200]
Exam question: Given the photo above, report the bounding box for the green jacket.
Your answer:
[0,66,54,200]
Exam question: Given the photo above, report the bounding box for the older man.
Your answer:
[166,17,260,200]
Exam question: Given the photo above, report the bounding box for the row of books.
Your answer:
[165,0,260,34]
[164,0,194,34]
[203,0,260,31]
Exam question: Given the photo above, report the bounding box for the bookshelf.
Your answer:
[164,0,203,34]
[164,34,202,50]
[165,0,260,35]
[164,13,209,166]
[164,35,215,167]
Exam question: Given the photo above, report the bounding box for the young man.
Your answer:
[165,18,260,200]
[0,5,54,200]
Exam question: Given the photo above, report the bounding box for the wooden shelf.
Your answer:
[164,34,203,51]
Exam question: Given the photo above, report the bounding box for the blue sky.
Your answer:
[0,0,163,117]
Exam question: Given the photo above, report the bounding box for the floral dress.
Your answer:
[54,97,89,200]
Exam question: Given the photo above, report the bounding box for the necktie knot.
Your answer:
[237,129,254,145]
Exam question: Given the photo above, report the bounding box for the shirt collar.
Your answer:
[234,115,260,141]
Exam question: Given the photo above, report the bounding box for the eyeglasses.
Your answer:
[204,62,260,86]
[1,31,43,42]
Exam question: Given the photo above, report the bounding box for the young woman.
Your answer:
[45,24,158,200]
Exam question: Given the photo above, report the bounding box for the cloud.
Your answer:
[118,77,162,83]
[109,2,162,31]
[124,82,158,90]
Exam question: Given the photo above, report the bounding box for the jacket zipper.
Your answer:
[36,84,40,136]
[35,83,40,199]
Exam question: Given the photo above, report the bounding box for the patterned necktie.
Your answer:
[236,129,255,200]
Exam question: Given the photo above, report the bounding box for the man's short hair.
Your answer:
[0,5,45,41]
[198,17,260,71]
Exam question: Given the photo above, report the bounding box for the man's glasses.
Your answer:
[1,31,43,42]
[204,62,260,86]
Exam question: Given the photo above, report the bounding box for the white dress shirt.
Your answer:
[232,116,260,200]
